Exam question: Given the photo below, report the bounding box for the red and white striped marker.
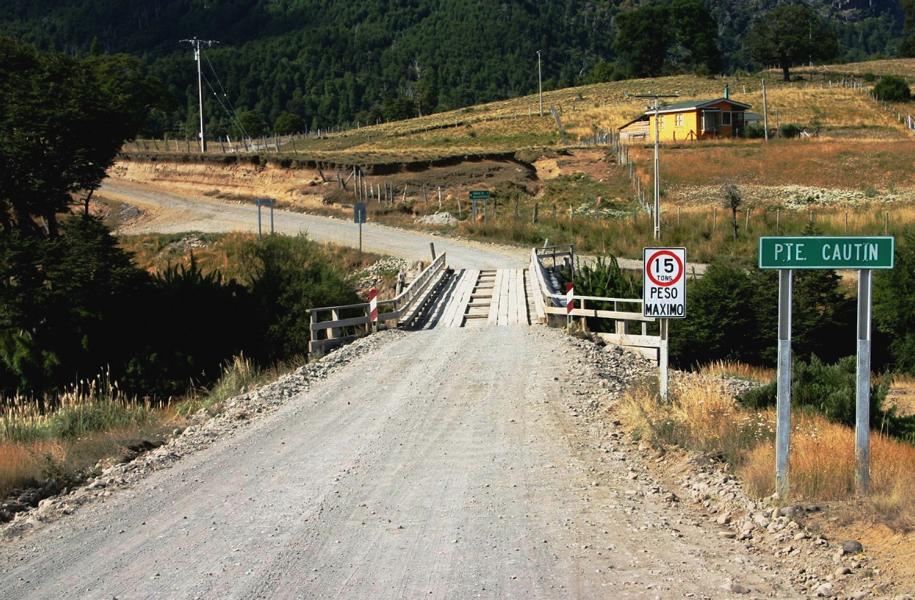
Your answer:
[565,282,574,315]
[369,287,378,323]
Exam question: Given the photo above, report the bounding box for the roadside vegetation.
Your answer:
[620,380,915,529]
[0,39,381,519]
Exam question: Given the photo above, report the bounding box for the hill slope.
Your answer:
[0,0,906,135]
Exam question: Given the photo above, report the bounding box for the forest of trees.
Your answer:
[0,0,909,137]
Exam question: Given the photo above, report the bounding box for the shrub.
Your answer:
[873,76,912,103]
[671,250,855,368]
[564,256,640,332]
[743,122,767,139]
[779,123,803,138]
[875,228,915,374]
[739,356,915,442]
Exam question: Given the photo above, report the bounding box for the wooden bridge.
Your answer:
[308,245,666,362]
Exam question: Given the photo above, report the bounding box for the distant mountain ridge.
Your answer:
[0,1,905,135]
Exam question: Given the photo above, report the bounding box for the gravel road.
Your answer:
[101,180,528,270]
[0,326,789,599]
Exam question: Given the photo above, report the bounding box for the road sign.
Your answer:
[643,247,686,318]
[759,235,896,499]
[469,190,490,201]
[565,283,574,315]
[759,236,894,269]
[354,202,367,224]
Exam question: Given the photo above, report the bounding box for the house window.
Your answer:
[722,111,732,126]
[675,114,683,127]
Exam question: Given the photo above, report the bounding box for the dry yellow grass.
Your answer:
[620,379,915,529]
[629,138,915,193]
[889,375,915,418]
[791,59,915,80]
[740,416,915,529]
[698,361,775,384]
[0,440,64,497]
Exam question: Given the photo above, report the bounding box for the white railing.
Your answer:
[307,253,448,357]
[529,246,666,363]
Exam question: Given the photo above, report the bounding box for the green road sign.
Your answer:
[469,190,490,200]
[759,236,894,269]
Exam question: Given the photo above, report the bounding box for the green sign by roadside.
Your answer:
[469,190,490,200]
[759,236,894,270]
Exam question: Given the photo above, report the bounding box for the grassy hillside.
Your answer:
[125,60,915,164]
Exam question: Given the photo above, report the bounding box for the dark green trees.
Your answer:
[614,0,721,78]
[745,4,838,81]
[0,37,158,236]
[875,229,915,374]
[873,76,912,102]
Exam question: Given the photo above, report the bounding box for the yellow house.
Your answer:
[619,92,751,143]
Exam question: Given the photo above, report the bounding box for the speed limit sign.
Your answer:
[643,247,687,318]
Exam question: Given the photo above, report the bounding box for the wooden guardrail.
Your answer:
[307,253,448,357]
[529,246,666,363]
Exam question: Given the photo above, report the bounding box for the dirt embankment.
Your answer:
[109,154,540,214]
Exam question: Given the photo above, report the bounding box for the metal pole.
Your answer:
[270,201,274,235]
[537,50,543,117]
[653,99,661,241]
[359,221,363,257]
[257,202,262,237]
[195,41,206,153]
[855,269,872,494]
[776,269,793,500]
[659,319,669,402]
[762,79,769,142]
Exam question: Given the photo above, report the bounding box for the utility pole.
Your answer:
[537,50,544,117]
[180,37,219,153]
[634,93,678,241]
[762,78,770,142]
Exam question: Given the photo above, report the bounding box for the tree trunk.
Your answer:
[781,64,790,82]
[732,207,739,240]
[83,189,94,216]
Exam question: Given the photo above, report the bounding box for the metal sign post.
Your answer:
[856,270,872,493]
[256,199,276,237]
[776,269,792,499]
[759,236,894,499]
[643,247,687,402]
[354,202,367,257]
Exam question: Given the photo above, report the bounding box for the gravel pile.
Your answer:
[353,257,408,289]
[1,329,406,540]
[415,212,458,226]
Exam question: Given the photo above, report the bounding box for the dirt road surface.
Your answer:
[101,180,528,270]
[0,327,789,599]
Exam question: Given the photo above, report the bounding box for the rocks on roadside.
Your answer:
[1,329,407,539]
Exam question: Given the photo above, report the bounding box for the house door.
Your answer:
[701,111,720,133]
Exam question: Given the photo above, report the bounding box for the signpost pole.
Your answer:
[659,319,669,402]
[257,201,262,238]
[359,220,363,257]
[855,269,872,494]
[776,269,793,500]
[270,200,275,235]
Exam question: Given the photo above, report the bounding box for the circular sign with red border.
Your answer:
[646,249,684,287]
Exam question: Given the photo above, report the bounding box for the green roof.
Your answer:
[645,97,751,115]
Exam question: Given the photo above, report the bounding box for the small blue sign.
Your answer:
[354,202,367,224]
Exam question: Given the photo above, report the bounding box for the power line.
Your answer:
[179,37,219,152]
[200,68,250,140]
